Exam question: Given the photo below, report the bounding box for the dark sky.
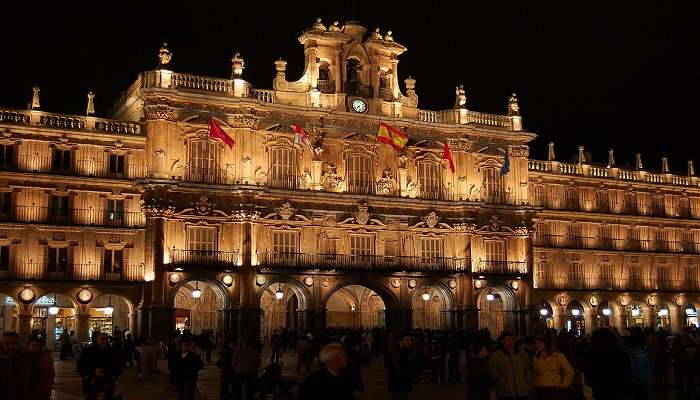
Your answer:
[2,1,698,170]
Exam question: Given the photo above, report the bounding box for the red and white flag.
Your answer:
[209,119,235,149]
[293,124,316,156]
[443,142,456,173]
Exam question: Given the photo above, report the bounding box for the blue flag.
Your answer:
[500,147,510,176]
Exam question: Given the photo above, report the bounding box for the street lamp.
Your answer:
[686,308,695,316]
[540,308,549,316]
[191,281,202,299]
[571,309,581,316]
[103,293,114,315]
[48,293,59,315]
[631,308,641,317]
[658,309,669,317]
[422,288,430,301]
[486,293,495,301]
[602,308,612,316]
[275,284,284,300]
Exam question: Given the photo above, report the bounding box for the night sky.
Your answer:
[2,1,698,170]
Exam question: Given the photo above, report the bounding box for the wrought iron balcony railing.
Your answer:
[0,262,144,282]
[258,252,469,273]
[0,205,144,228]
[473,260,527,275]
[168,249,239,269]
[534,274,693,292]
[268,174,302,190]
[0,155,145,179]
[184,166,230,185]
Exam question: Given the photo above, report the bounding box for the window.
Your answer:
[52,148,72,172]
[0,144,14,169]
[629,265,643,287]
[418,162,442,200]
[655,230,668,252]
[108,154,125,176]
[0,245,9,272]
[106,199,124,225]
[564,187,579,210]
[567,225,582,248]
[596,190,609,212]
[49,195,70,220]
[624,193,636,214]
[0,192,11,217]
[657,267,672,289]
[687,267,698,289]
[350,235,373,256]
[346,154,373,194]
[535,262,550,287]
[188,140,219,182]
[420,237,443,261]
[103,249,123,274]
[484,240,506,262]
[269,147,296,188]
[320,237,337,255]
[47,247,69,273]
[599,264,613,288]
[569,263,584,284]
[600,225,613,250]
[384,240,398,258]
[272,231,297,254]
[187,226,218,252]
[482,168,504,203]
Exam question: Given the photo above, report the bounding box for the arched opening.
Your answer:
[172,280,222,336]
[0,293,18,334]
[625,301,646,328]
[656,303,672,330]
[412,284,452,329]
[326,285,386,329]
[260,283,300,340]
[684,302,698,328]
[90,294,133,338]
[566,300,585,336]
[596,300,614,328]
[32,293,77,351]
[477,285,516,338]
[536,300,555,329]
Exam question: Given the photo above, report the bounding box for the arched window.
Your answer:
[417,161,443,200]
[269,146,296,189]
[187,140,221,183]
[346,154,374,194]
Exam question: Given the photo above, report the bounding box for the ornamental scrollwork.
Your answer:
[508,145,529,158]
[141,197,176,217]
[144,105,176,121]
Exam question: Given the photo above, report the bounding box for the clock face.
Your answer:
[351,99,367,113]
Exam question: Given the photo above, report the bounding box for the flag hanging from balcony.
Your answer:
[443,142,455,173]
[376,121,408,151]
[500,146,510,176]
[209,119,235,149]
[293,124,316,157]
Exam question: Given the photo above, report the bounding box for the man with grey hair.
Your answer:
[299,342,355,400]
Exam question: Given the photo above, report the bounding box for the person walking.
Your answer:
[387,334,414,400]
[269,330,281,363]
[466,343,491,400]
[28,337,56,400]
[531,335,574,400]
[583,327,633,400]
[216,339,234,400]
[625,330,654,400]
[487,331,533,400]
[0,332,33,400]
[173,336,205,400]
[231,339,261,400]
[77,332,123,397]
[296,333,313,373]
[299,342,355,400]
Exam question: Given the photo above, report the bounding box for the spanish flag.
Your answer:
[376,121,408,151]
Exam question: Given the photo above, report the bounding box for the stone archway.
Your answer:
[477,284,517,338]
[0,293,18,335]
[411,282,454,329]
[90,293,135,337]
[31,293,79,351]
[169,278,229,339]
[322,280,398,330]
[256,278,311,340]
[325,285,386,329]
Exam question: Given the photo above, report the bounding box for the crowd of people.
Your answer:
[2,323,700,399]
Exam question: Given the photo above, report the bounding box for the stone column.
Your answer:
[398,277,412,330]
[18,312,32,343]
[234,210,261,342]
[398,167,408,197]
[312,160,323,190]
[76,314,91,343]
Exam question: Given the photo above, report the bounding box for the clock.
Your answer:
[351,98,368,113]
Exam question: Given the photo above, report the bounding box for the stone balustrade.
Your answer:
[172,72,232,94]
[0,108,143,136]
[249,88,275,103]
[419,110,440,123]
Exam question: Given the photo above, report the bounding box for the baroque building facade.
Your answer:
[0,20,698,344]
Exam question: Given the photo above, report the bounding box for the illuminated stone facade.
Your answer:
[1,20,698,342]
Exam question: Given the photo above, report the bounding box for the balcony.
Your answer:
[346,180,376,195]
[473,260,527,275]
[419,185,454,201]
[168,249,239,270]
[534,275,691,292]
[268,174,302,190]
[258,252,468,273]
[0,262,144,282]
[0,205,144,228]
[184,166,230,185]
[317,79,335,94]
[0,155,145,179]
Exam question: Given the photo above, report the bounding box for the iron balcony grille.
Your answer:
[0,155,145,179]
[168,249,240,270]
[0,205,144,228]
[0,262,144,281]
[258,252,468,273]
[183,166,230,185]
[473,260,527,275]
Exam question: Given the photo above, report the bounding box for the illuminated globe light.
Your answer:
[103,305,114,315]
[191,288,202,299]
[540,308,549,316]
[48,305,60,315]
[486,293,495,301]
[221,274,234,286]
[602,308,612,316]
[571,309,581,316]
[631,308,641,317]
[422,290,431,301]
[686,308,696,316]
[658,309,669,317]
[275,285,284,300]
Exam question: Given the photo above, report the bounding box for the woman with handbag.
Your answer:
[532,335,574,400]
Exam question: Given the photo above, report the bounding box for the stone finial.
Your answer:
[688,160,695,176]
[157,42,173,68]
[635,153,643,170]
[370,28,383,40]
[547,142,555,161]
[404,76,416,96]
[329,21,341,32]
[274,58,287,78]
[661,157,670,173]
[31,84,40,110]
[507,93,520,116]
[385,30,394,41]
[231,52,245,79]
[86,91,95,116]
[454,85,467,109]
[312,18,327,31]
[578,145,585,164]
[608,149,615,167]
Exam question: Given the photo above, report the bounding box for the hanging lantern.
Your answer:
[486,293,495,301]
[103,293,114,315]
[48,293,59,315]
[191,281,202,299]
[602,308,612,316]
[539,308,549,316]
[422,288,430,301]
[275,284,284,300]
[571,309,581,316]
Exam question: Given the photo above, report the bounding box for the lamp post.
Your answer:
[191,281,202,299]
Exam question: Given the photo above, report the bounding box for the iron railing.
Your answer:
[258,252,468,273]
[184,166,230,185]
[0,205,144,227]
[0,262,144,281]
[0,155,145,179]
[473,260,527,275]
[168,249,239,269]
[268,174,302,190]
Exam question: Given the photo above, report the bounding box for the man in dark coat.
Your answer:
[0,332,34,400]
[77,332,123,395]
[387,334,414,400]
[299,342,355,400]
[173,336,205,400]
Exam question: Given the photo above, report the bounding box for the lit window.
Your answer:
[272,231,297,254]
